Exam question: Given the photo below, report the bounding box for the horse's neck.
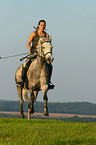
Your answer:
[36,56,46,69]
[28,55,46,74]
[30,41,46,71]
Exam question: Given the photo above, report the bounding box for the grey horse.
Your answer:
[15,37,54,119]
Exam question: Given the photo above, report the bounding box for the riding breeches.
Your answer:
[47,63,53,82]
[23,52,35,69]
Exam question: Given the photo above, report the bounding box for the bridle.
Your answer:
[40,40,52,58]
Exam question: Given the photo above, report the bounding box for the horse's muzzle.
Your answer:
[47,57,54,64]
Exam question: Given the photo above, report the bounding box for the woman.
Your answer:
[17,20,54,89]
[27,20,49,52]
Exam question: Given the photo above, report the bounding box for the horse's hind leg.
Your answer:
[17,86,24,118]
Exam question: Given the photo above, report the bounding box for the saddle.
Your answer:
[17,54,37,88]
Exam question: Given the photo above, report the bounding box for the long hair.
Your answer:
[38,20,46,26]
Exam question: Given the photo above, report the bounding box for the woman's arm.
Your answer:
[27,31,35,53]
[46,33,49,39]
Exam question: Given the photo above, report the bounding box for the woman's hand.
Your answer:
[30,48,34,54]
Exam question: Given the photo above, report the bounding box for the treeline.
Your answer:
[0,101,96,115]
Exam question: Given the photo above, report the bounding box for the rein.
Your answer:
[20,40,52,61]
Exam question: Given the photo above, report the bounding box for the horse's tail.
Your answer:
[22,88,31,102]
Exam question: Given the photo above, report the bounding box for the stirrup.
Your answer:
[48,82,55,89]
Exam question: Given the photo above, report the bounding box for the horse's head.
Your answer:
[38,37,54,64]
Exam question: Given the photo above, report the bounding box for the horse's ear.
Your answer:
[49,36,52,42]
[39,37,43,43]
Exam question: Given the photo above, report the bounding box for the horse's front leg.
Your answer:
[28,89,35,119]
[34,91,38,102]
[43,90,49,116]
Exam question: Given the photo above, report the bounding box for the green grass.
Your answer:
[0,118,96,145]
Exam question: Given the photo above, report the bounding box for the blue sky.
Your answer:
[0,0,96,103]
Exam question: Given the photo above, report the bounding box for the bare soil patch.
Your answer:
[0,111,96,119]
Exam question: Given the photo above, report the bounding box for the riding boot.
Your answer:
[17,67,28,87]
[47,64,55,89]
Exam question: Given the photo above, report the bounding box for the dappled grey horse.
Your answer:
[15,37,54,119]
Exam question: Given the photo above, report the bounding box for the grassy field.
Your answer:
[0,118,96,145]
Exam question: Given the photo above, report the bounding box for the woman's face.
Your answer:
[38,22,46,31]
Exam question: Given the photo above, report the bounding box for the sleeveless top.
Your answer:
[32,30,46,49]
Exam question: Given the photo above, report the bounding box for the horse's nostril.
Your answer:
[47,58,50,61]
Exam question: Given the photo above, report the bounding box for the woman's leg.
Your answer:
[47,64,55,89]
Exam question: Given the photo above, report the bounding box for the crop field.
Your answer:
[0,118,96,145]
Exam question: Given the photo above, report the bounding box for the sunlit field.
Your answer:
[0,118,96,145]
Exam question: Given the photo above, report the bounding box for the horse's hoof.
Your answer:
[44,112,49,116]
[20,114,24,119]
[20,110,24,118]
